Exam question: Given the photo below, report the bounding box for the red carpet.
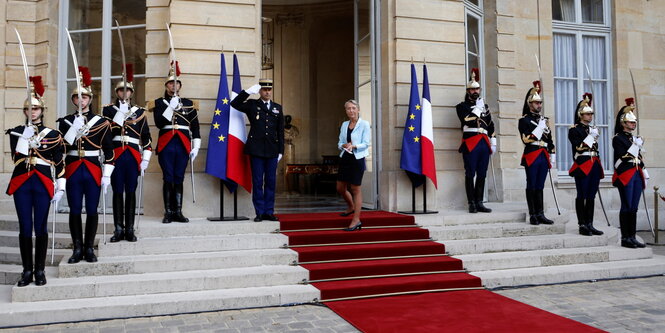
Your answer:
[279,211,605,332]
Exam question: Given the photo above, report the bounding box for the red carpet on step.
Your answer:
[279,211,604,332]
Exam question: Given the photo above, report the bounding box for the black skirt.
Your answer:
[337,152,366,186]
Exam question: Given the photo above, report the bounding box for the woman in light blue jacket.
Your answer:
[336,99,371,231]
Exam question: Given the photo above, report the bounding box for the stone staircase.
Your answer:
[418,203,665,289]
[0,216,318,328]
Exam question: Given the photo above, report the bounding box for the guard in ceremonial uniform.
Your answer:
[456,68,495,213]
[612,98,648,248]
[6,77,65,286]
[231,79,284,222]
[150,61,200,224]
[102,64,152,241]
[568,93,604,236]
[57,66,115,263]
[518,81,555,225]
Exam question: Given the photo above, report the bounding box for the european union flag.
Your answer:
[400,63,425,187]
[205,53,237,192]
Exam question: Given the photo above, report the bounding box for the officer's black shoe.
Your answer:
[17,270,33,287]
[34,235,47,286]
[84,247,98,263]
[110,230,125,242]
[587,223,604,236]
[162,212,172,224]
[529,215,540,225]
[631,237,646,248]
[111,192,124,242]
[537,214,554,225]
[17,236,33,287]
[621,238,638,249]
[254,216,263,222]
[578,224,593,236]
[262,214,279,221]
[476,201,492,213]
[125,229,137,242]
[468,201,478,213]
[68,241,84,264]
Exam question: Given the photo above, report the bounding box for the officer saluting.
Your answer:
[102,64,152,241]
[568,93,604,236]
[57,66,115,263]
[150,61,200,224]
[518,81,555,225]
[7,76,65,286]
[231,79,284,222]
[456,68,495,213]
[612,98,648,248]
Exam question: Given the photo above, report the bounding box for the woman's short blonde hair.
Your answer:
[344,99,360,109]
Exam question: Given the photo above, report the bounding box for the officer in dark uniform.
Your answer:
[612,98,648,248]
[102,64,152,241]
[57,66,115,263]
[568,93,604,236]
[6,76,65,286]
[231,79,284,222]
[456,68,495,213]
[150,61,200,224]
[518,81,555,225]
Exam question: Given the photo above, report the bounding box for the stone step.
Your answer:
[0,284,319,328]
[441,233,609,255]
[58,248,298,278]
[417,210,527,227]
[0,231,86,249]
[0,215,113,234]
[0,264,58,285]
[98,233,287,256]
[0,246,69,266]
[474,256,665,289]
[12,265,309,302]
[428,222,565,241]
[455,246,654,272]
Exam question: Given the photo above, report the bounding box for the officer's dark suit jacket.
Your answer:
[102,100,153,170]
[150,94,200,154]
[518,112,555,167]
[455,99,495,153]
[568,123,602,177]
[612,131,645,187]
[231,91,284,158]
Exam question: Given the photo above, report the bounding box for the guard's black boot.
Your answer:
[83,214,98,262]
[110,192,124,242]
[620,212,637,248]
[171,183,189,223]
[535,190,554,225]
[576,198,592,236]
[630,212,646,248]
[474,177,492,213]
[34,235,48,286]
[465,177,477,213]
[526,189,539,225]
[124,192,137,242]
[17,236,33,287]
[585,199,603,236]
[68,214,84,263]
[162,182,173,224]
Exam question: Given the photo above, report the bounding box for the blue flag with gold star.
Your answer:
[400,63,425,187]
[205,53,236,191]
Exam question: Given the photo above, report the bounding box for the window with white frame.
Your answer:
[464,1,483,90]
[59,0,146,116]
[552,0,611,173]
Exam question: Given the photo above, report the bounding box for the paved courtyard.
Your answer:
[2,273,664,333]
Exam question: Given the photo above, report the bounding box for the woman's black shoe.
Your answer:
[343,222,362,231]
[340,210,355,217]
[34,270,47,286]
[17,270,33,287]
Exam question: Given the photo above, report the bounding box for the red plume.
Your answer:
[78,66,92,86]
[170,60,181,76]
[532,80,541,89]
[625,97,634,106]
[471,68,480,81]
[583,92,592,106]
[29,76,45,97]
[125,63,134,82]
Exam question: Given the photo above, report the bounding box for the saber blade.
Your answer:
[65,28,83,117]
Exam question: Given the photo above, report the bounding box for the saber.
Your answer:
[102,185,107,245]
[535,54,560,215]
[166,23,179,97]
[597,189,611,227]
[65,29,83,117]
[629,69,654,237]
[114,19,129,103]
[15,28,33,128]
[137,169,144,229]
[190,157,196,203]
[50,167,57,264]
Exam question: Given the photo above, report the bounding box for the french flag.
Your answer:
[421,64,437,188]
[228,54,252,192]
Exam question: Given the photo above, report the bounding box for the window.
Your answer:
[552,0,611,173]
[464,1,483,90]
[58,0,146,116]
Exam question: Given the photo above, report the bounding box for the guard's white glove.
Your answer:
[119,101,130,115]
[550,153,556,166]
[643,168,650,180]
[190,138,201,162]
[140,150,152,171]
[101,164,115,194]
[471,98,484,117]
[51,190,64,203]
[490,137,497,155]
[246,84,262,95]
[536,118,547,131]
[168,96,181,110]
[22,126,35,139]
[532,118,547,140]
[589,127,599,139]
[633,136,643,148]
[51,178,66,203]
[278,153,283,162]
